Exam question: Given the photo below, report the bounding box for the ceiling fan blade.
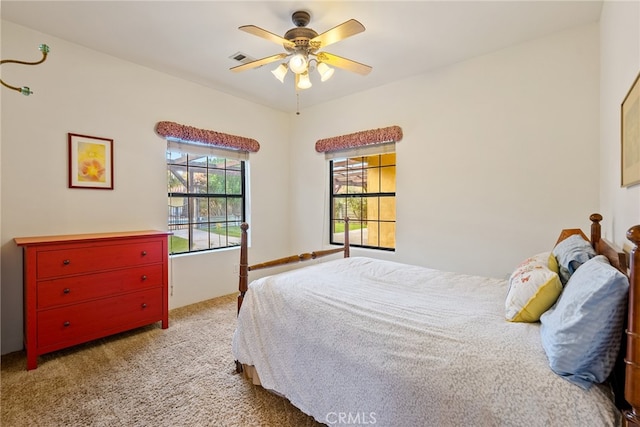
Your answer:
[316,52,372,76]
[230,53,288,72]
[239,25,296,49]
[310,19,365,49]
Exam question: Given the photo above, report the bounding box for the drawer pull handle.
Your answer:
[63,288,70,294]
[63,321,70,327]
[141,275,147,281]
[141,251,147,256]
[63,259,71,265]
[141,303,147,309]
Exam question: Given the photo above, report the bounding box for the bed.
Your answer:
[232,214,640,426]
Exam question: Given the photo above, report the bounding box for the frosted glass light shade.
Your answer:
[317,62,334,82]
[297,71,312,89]
[289,53,308,74]
[271,63,288,83]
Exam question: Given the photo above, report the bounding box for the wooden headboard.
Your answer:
[625,219,640,425]
[571,213,640,424]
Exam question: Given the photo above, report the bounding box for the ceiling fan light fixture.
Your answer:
[289,52,308,74]
[297,71,312,89]
[271,63,288,83]
[317,62,334,82]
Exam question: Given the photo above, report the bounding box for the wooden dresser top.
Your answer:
[14,230,172,246]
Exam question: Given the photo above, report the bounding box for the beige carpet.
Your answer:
[1,294,323,427]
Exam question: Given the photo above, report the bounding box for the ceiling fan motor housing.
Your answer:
[284,11,319,53]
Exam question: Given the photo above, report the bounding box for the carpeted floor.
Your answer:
[1,293,323,427]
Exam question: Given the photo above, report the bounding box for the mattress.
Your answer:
[232,256,620,426]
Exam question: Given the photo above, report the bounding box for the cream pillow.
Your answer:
[505,252,563,322]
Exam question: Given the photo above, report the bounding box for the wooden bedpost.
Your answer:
[590,213,602,247]
[344,217,350,258]
[238,222,249,314]
[625,225,640,426]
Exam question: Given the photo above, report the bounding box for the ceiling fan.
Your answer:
[230,10,372,90]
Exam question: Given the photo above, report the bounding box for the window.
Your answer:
[330,152,396,250]
[167,147,246,255]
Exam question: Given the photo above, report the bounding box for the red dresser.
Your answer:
[15,230,171,370]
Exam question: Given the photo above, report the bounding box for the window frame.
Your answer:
[167,148,247,255]
[329,152,396,251]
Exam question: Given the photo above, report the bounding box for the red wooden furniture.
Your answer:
[15,230,171,370]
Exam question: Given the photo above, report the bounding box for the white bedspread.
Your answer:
[232,257,620,426]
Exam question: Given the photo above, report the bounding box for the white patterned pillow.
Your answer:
[505,252,562,322]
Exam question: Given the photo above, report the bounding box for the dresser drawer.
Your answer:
[37,288,163,350]
[37,264,163,309]
[37,239,163,279]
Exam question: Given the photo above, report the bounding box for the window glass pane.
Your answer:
[332,220,344,244]
[332,158,347,195]
[188,155,207,167]
[168,165,187,192]
[380,165,396,193]
[347,158,365,194]
[380,153,395,167]
[364,221,378,247]
[169,231,189,254]
[209,197,226,221]
[379,196,396,221]
[366,167,380,193]
[191,167,208,194]
[190,224,209,251]
[210,223,228,248]
[226,169,242,194]
[379,222,396,249]
[207,168,225,193]
[334,219,364,246]
[347,196,367,222]
[167,150,187,165]
[333,197,347,219]
[190,197,209,222]
[226,158,242,170]
[228,198,242,222]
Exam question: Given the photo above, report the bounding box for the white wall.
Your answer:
[0,21,291,354]
[6,11,638,357]
[290,24,601,278]
[599,0,640,246]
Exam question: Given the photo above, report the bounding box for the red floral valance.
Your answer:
[315,125,403,153]
[155,121,260,152]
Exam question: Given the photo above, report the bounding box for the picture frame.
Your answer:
[622,71,640,187]
[68,133,114,189]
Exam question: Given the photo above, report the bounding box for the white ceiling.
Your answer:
[1,1,603,113]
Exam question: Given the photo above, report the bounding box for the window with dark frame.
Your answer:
[330,152,396,251]
[167,149,246,255]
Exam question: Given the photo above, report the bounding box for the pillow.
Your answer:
[505,252,563,322]
[540,255,629,389]
[552,234,596,284]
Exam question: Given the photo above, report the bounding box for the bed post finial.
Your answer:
[625,225,640,425]
[590,213,602,247]
[238,222,249,314]
[344,217,350,258]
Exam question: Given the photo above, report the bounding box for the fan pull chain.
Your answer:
[296,93,301,115]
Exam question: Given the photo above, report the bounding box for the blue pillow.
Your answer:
[540,255,629,389]
[552,234,596,284]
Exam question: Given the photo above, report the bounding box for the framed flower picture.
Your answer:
[68,133,114,189]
